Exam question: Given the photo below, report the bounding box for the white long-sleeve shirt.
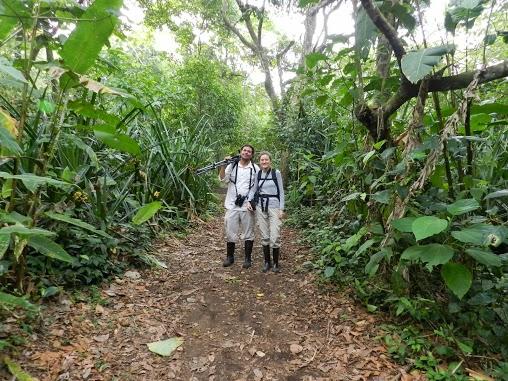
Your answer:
[220,161,259,210]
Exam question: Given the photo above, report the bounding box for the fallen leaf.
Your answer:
[93,334,109,343]
[147,337,184,357]
[253,368,263,380]
[290,343,303,354]
[95,305,105,314]
[82,367,92,379]
[255,351,265,357]
[466,368,495,381]
[124,270,141,280]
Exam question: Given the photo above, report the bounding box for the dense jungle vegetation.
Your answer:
[0,0,507,379]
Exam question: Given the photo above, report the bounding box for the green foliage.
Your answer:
[401,45,455,84]
[61,0,123,74]
[0,0,255,348]
[132,201,162,225]
[411,216,448,241]
[441,262,472,300]
[283,0,508,370]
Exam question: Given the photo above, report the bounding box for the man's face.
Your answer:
[240,146,253,160]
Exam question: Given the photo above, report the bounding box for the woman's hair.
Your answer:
[258,151,272,160]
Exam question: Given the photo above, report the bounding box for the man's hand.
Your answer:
[222,156,231,166]
[247,203,254,212]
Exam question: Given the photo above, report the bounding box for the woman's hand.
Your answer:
[247,203,254,212]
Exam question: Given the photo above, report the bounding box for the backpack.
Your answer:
[256,169,280,200]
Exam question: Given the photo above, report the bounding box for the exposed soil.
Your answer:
[9,217,408,381]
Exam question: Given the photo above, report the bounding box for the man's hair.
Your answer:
[241,144,255,155]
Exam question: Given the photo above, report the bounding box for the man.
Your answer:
[219,144,259,268]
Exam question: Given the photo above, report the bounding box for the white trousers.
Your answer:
[224,209,255,242]
[256,208,282,248]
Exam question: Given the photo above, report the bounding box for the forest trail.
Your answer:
[15,217,406,381]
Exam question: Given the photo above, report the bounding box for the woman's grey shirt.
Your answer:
[256,169,285,210]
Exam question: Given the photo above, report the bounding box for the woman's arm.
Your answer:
[277,170,285,210]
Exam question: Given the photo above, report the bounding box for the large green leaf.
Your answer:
[0,122,21,156]
[401,45,455,84]
[305,52,327,69]
[484,190,508,200]
[94,125,141,156]
[446,198,480,216]
[0,56,27,83]
[471,102,508,115]
[45,211,112,239]
[0,0,31,41]
[465,248,502,268]
[355,5,377,59]
[401,244,454,270]
[60,0,123,74]
[147,337,183,357]
[0,225,55,237]
[391,217,417,233]
[3,356,38,381]
[0,291,35,310]
[0,234,9,259]
[132,201,162,225]
[441,262,472,299]
[0,172,71,192]
[68,100,120,125]
[27,236,75,263]
[412,216,448,241]
[0,210,30,224]
[445,0,485,34]
[364,248,390,276]
[451,224,506,246]
[371,190,391,204]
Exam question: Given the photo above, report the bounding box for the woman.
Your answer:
[253,151,285,273]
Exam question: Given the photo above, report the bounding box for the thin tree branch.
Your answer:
[221,3,257,52]
[235,0,260,46]
[308,0,337,17]
[359,0,405,61]
[257,0,266,45]
[277,41,295,59]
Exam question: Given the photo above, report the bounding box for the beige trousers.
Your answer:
[256,208,282,248]
[224,209,255,242]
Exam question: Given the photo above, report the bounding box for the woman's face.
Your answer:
[259,154,271,170]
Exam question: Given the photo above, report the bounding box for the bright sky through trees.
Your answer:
[122,0,479,86]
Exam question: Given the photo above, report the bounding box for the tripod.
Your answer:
[195,155,240,175]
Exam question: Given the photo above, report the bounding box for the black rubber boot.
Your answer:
[272,247,280,273]
[262,245,271,273]
[243,240,254,269]
[223,242,235,267]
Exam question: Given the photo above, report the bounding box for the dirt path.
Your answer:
[14,217,403,380]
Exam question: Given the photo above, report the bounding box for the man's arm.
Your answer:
[219,162,232,182]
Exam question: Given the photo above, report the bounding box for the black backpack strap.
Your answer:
[272,169,280,201]
[229,162,238,184]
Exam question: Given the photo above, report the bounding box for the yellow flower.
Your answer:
[153,191,160,198]
[73,191,88,203]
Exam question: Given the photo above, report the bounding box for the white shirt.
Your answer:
[221,161,259,210]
